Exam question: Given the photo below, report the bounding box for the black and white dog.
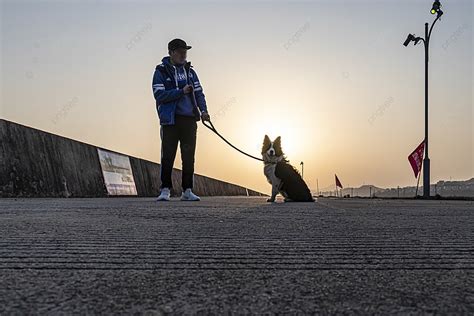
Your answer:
[262,135,314,202]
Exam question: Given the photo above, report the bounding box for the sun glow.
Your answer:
[251,121,304,161]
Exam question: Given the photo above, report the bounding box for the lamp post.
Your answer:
[403,1,444,199]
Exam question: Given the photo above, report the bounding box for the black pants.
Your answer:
[160,115,197,190]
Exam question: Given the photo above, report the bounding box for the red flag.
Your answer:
[408,140,425,178]
[335,174,343,188]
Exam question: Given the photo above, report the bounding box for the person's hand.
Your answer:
[183,85,193,94]
[201,112,211,122]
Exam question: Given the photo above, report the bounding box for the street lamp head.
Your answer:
[431,1,441,15]
[403,34,416,47]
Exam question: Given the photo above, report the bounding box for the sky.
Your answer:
[1,0,472,194]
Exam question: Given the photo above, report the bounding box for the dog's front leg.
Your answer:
[267,184,279,202]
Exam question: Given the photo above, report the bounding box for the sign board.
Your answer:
[97,148,137,196]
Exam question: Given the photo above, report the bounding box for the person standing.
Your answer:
[152,38,210,201]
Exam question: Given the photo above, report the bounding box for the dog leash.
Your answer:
[201,120,264,162]
[184,61,263,162]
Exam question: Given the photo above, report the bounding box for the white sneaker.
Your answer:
[157,188,171,201]
[180,188,200,201]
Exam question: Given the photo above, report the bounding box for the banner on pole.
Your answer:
[335,174,343,188]
[408,141,425,178]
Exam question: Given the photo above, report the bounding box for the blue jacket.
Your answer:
[152,57,208,125]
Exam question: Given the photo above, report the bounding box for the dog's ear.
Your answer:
[262,135,271,154]
[273,136,283,155]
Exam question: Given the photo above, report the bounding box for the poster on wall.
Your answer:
[97,148,137,196]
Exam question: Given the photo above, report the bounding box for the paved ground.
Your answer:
[0,197,473,315]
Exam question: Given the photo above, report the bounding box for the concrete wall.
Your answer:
[0,119,264,198]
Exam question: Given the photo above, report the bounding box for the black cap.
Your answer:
[168,38,192,51]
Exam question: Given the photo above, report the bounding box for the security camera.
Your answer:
[403,34,416,47]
